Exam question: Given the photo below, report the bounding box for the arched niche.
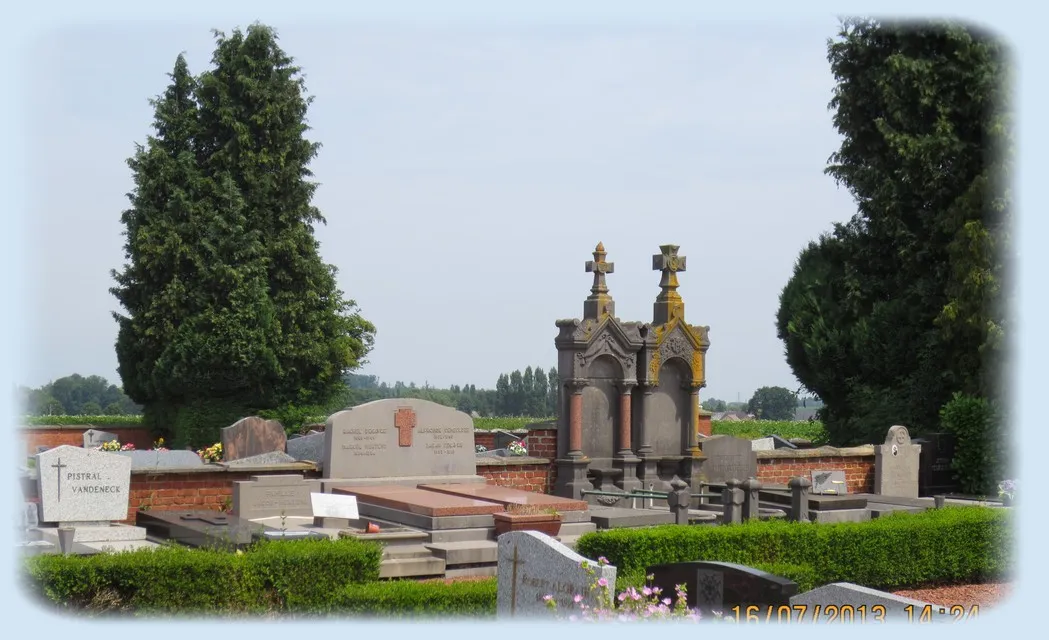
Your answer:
[645,357,691,456]
[581,354,619,461]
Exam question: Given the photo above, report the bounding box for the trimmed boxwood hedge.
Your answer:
[336,579,497,618]
[576,506,1012,590]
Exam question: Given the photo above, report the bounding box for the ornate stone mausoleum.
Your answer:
[554,243,710,502]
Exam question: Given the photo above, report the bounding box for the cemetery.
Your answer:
[17,242,1014,620]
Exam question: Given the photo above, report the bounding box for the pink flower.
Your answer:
[597,578,608,588]
[598,556,609,564]
[618,592,628,602]
[573,594,582,603]
[662,597,671,606]
[642,586,652,596]
[542,594,553,601]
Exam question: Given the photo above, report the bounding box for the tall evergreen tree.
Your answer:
[112,26,376,447]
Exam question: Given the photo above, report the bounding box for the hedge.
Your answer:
[576,506,1011,591]
[24,538,383,616]
[336,579,498,618]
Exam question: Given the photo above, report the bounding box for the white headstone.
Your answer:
[36,445,132,523]
[310,492,359,520]
[496,530,616,618]
[82,429,118,449]
[874,425,921,498]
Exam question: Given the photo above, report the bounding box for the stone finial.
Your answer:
[652,244,687,325]
[885,425,911,446]
[583,242,615,321]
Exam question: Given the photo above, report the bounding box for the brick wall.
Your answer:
[21,426,155,457]
[756,447,875,493]
[477,461,551,493]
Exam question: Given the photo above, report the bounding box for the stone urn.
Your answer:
[493,507,563,537]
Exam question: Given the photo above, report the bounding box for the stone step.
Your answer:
[425,540,498,565]
[444,565,498,579]
[381,544,436,560]
[427,527,493,543]
[38,524,147,543]
[558,521,597,536]
[378,556,446,579]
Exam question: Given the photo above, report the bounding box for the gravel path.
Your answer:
[892,583,1012,610]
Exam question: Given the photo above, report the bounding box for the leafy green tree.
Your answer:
[112,25,375,447]
[702,398,727,412]
[776,18,1010,445]
[746,387,797,421]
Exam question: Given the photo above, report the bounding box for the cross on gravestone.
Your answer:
[395,407,417,447]
[509,543,527,616]
[585,242,614,290]
[652,244,688,324]
[51,459,67,501]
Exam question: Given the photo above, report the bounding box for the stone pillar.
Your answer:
[722,479,743,525]
[667,477,691,525]
[788,476,811,523]
[741,477,761,522]
[615,381,641,494]
[687,384,702,456]
[566,379,588,458]
[635,385,659,489]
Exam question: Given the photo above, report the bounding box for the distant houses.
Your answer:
[711,411,755,421]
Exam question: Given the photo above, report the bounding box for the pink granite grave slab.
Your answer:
[417,483,589,511]
[332,485,505,517]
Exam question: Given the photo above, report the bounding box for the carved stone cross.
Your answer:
[509,543,527,616]
[652,244,687,324]
[394,407,417,447]
[583,242,616,320]
[52,458,67,501]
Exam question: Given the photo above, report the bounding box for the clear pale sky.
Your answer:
[23,19,861,403]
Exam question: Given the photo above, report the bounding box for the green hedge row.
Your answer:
[576,506,1012,591]
[336,579,497,618]
[24,538,383,615]
[711,420,828,443]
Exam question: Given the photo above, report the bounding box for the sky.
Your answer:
[25,18,859,403]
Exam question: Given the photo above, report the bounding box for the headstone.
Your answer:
[323,398,476,479]
[36,445,132,523]
[82,429,118,449]
[646,561,797,614]
[311,492,359,520]
[770,435,797,450]
[874,425,921,498]
[497,530,616,618]
[116,449,205,470]
[223,451,298,467]
[220,416,287,462]
[286,431,325,465]
[789,582,950,622]
[232,474,322,520]
[751,437,775,451]
[912,433,961,496]
[36,445,52,454]
[700,436,757,484]
[810,469,848,495]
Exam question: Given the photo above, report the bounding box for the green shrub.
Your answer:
[576,506,1011,591]
[712,420,828,444]
[940,393,1009,495]
[244,538,383,613]
[23,415,147,427]
[335,579,497,618]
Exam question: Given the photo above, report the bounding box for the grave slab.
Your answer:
[116,450,205,470]
[333,485,506,517]
[790,582,950,622]
[587,506,676,528]
[136,510,266,550]
[647,561,797,614]
[286,431,325,465]
[232,474,321,520]
[417,483,589,512]
[751,437,775,451]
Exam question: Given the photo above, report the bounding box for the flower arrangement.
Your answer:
[544,556,702,622]
[95,440,134,452]
[197,442,223,463]
[476,444,488,453]
[153,437,169,452]
[998,479,1017,502]
[508,440,527,456]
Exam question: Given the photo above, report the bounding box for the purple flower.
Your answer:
[597,577,608,588]
[662,597,671,606]
[573,594,583,603]
[598,556,609,564]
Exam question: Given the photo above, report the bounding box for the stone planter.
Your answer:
[493,512,563,537]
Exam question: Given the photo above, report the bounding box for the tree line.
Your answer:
[15,375,141,416]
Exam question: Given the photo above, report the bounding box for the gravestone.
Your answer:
[221,417,287,462]
[36,445,132,523]
[646,561,797,614]
[699,436,757,484]
[116,449,204,470]
[789,582,949,622]
[323,398,476,479]
[497,530,616,618]
[771,435,797,450]
[82,429,118,449]
[912,433,961,496]
[224,451,298,467]
[874,426,921,498]
[232,474,322,520]
[751,437,775,451]
[810,469,848,495]
[287,431,325,466]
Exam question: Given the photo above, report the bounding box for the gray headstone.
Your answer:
[751,437,775,451]
[700,436,757,484]
[810,469,849,495]
[82,429,118,448]
[789,582,949,622]
[221,417,287,462]
[771,435,797,449]
[497,530,616,618]
[223,451,298,467]
[286,431,325,465]
[323,398,476,479]
[232,474,322,520]
[874,425,921,498]
[116,450,205,470]
[36,445,131,523]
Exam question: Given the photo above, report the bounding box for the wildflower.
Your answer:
[573,594,583,603]
[597,577,608,588]
[598,556,609,564]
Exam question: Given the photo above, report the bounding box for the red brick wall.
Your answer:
[22,427,155,457]
[757,456,874,493]
[478,463,551,493]
[474,432,496,450]
[698,413,712,438]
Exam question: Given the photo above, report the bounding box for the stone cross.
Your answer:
[51,458,67,501]
[583,242,616,321]
[652,244,687,324]
[394,407,417,447]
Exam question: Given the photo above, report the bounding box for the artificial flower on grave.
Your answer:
[197,442,223,463]
[998,479,1017,501]
[508,440,527,456]
[96,440,122,452]
[120,442,136,451]
[476,444,488,453]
